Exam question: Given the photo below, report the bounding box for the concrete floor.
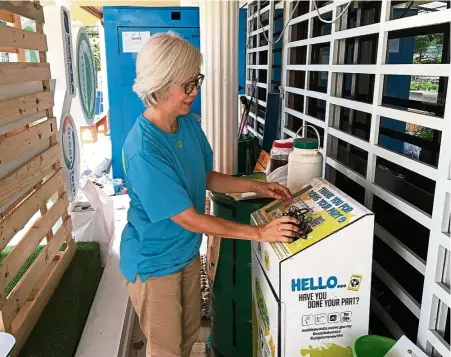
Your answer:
[128,317,210,357]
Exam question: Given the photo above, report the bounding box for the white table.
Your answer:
[0,332,15,357]
[75,195,135,357]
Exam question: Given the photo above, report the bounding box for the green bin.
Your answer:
[209,187,272,357]
[238,134,260,174]
[352,335,397,357]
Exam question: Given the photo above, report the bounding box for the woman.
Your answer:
[121,32,300,357]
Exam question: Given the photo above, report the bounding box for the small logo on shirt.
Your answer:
[176,141,183,148]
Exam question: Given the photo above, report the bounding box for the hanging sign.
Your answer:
[61,6,75,97]
[76,27,96,125]
[60,113,80,201]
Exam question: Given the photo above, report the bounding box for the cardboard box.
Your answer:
[251,178,374,357]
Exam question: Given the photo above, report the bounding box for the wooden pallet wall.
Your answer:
[0,1,75,355]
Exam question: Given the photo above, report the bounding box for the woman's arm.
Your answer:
[171,206,299,243]
[206,171,254,193]
[206,171,292,201]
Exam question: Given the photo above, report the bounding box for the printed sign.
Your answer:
[60,113,80,201]
[61,7,75,97]
[252,178,368,260]
[76,27,96,125]
[251,178,374,357]
[122,31,150,53]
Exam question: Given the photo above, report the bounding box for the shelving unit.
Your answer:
[246,1,450,355]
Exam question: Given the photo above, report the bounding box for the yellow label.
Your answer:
[255,278,270,336]
[269,336,275,357]
[301,344,353,357]
[264,250,270,270]
[348,274,363,291]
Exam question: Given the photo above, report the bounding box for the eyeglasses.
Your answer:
[184,74,204,94]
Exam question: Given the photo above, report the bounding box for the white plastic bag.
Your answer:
[70,180,115,266]
[267,164,288,186]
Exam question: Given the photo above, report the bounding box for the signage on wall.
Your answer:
[122,31,150,53]
[61,6,75,98]
[76,27,96,125]
[60,113,80,202]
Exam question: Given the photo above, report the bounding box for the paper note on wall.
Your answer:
[122,31,151,53]
[388,38,400,53]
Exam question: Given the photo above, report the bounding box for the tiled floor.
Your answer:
[128,317,210,357]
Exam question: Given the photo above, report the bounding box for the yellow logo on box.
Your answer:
[348,275,362,291]
[264,250,270,270]
[269,336,275,357]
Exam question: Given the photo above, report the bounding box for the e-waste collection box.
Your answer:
[251,178,374,357]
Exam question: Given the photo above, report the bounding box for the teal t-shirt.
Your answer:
[120,114,213,282]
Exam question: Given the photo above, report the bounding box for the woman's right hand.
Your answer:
[257,216,300,243]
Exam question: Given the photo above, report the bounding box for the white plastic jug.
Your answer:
[287,126,323,192]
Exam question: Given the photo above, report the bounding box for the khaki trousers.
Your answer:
[127,255,201,357]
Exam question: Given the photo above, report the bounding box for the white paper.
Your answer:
[389,38,400,53]
[122,31,151,53]
[70,181,115,266]
[384,336,428,357]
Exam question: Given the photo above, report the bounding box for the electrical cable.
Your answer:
[312,0,353,24]
[238,77,258,138]
[257,0,301,45]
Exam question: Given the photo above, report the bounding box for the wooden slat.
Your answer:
[0,46,17,53]
[12,14,25,63]
[0,10,14,23]
[0,169,63,251]
[0,194,68,300]
[0,117,56,165]
[0,186,35,222]
[0,145,60,209]
[0,25,47,52]
[11,242,75,356]
[1,217,72,327]
[0,166,54,216]
[34,21,58,242]
[0,2,44,24]
[0,91,52,128]
[0,81,45,101]
[0,63,51,86]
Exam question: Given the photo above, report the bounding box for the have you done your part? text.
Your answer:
[299,292,360,309]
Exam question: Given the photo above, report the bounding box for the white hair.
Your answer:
[133,32,202,107]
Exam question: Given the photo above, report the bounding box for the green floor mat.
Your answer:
[2,242,103,357]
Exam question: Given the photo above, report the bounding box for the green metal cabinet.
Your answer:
[209,191,272,357]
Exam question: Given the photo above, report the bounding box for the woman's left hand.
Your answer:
[253,181,292,202]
